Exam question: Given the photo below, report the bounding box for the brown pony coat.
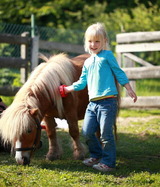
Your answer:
[0,53,119,162]
[0,53,90,161]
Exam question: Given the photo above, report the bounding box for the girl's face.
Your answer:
[86,36,105,54]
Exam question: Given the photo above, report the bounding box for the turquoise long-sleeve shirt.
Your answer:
[73,50,129,100]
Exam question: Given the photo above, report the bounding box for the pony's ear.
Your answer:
[29,108,38,116]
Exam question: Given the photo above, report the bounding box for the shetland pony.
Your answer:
[0,53,119,165]
[0,53,90,165]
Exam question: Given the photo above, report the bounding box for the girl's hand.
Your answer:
[127,89,137,103]
[124,83,137,103]
[59,85,74,97]
[59,85,68,97]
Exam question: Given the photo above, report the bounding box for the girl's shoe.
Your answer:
[93,163,115,172]
[82,157,100,167]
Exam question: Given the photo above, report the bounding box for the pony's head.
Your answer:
[0,53,75,165]
[0,104,42,165]
[14,107,42,165]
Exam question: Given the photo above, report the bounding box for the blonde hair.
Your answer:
[84,22,110,54]
[0,53,75,144]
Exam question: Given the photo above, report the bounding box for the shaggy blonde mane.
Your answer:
[0,53,75,144]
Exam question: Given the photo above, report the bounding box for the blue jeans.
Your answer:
[82,98,117,168]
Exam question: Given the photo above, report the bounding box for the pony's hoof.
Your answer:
[73,144,87,160]
[73,150,86,160]
[46,153,61,161]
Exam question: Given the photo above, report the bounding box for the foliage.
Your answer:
[103,4,160,32]
[0,0,160,32]
[0,0,160,65]
[0,68,22,105]
[0,109,160,186]
[0,68,22,87]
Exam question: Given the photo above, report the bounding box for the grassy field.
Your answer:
[0,109,160,187]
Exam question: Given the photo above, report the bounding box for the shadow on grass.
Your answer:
[36,130,160,176]
[1,129,159,177]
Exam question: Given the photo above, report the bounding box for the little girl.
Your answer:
[60,22,137,172]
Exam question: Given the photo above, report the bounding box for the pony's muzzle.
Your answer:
[16,155,30,165]
[16,156,30,165]
[22,156,30,165]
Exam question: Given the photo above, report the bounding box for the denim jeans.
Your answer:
[82,98,117,168]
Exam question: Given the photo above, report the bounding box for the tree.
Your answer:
[0,0,160,31]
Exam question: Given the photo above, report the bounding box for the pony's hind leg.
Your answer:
[67,118,86,160]
[43,116,62,161]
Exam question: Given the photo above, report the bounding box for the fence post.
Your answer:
[21,32,29,83]
[123,55,136,96]
[116,52,122,67]
[30,14,39,71]
[31,36,39,70]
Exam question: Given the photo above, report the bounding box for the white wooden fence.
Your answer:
[116,31,160,108]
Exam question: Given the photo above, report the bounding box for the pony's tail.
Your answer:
[114,78,121,141]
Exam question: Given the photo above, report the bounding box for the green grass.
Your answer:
[119,109,160,117]
[0,109,160,186]
[121,78,160,97]
[136,79,160,96]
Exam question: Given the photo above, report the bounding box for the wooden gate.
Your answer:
[116,31,160,108]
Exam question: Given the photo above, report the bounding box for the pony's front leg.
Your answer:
[43,116,62,161]
[67,118,86,160]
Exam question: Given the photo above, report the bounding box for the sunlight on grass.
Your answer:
[0,109,160,187]
[119,109,160,117]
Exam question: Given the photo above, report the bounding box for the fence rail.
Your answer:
[0,57,27,68]
[0,33,30,69]
[116,31,160,108]
[116,31,160,43]
[123,66,160,79]
[39,40,84,54]
[0,33,31,45]
[121,96,160,108]
[0,86,19,96]
[0,31,160,108]
[0,33,30,84]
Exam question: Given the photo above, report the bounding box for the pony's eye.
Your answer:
[27,129,32,133]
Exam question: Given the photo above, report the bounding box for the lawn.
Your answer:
[0,109,160,187]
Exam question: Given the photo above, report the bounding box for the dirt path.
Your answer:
[117,116,160,126]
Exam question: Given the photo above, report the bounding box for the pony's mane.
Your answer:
[0,53,75,144]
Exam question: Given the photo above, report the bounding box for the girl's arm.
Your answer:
[107,51,137,102]
[124,83,137,102]
[107,51,129,86]
[64,85,74,94]
[59,85,74,97]
[59,64,87,97]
